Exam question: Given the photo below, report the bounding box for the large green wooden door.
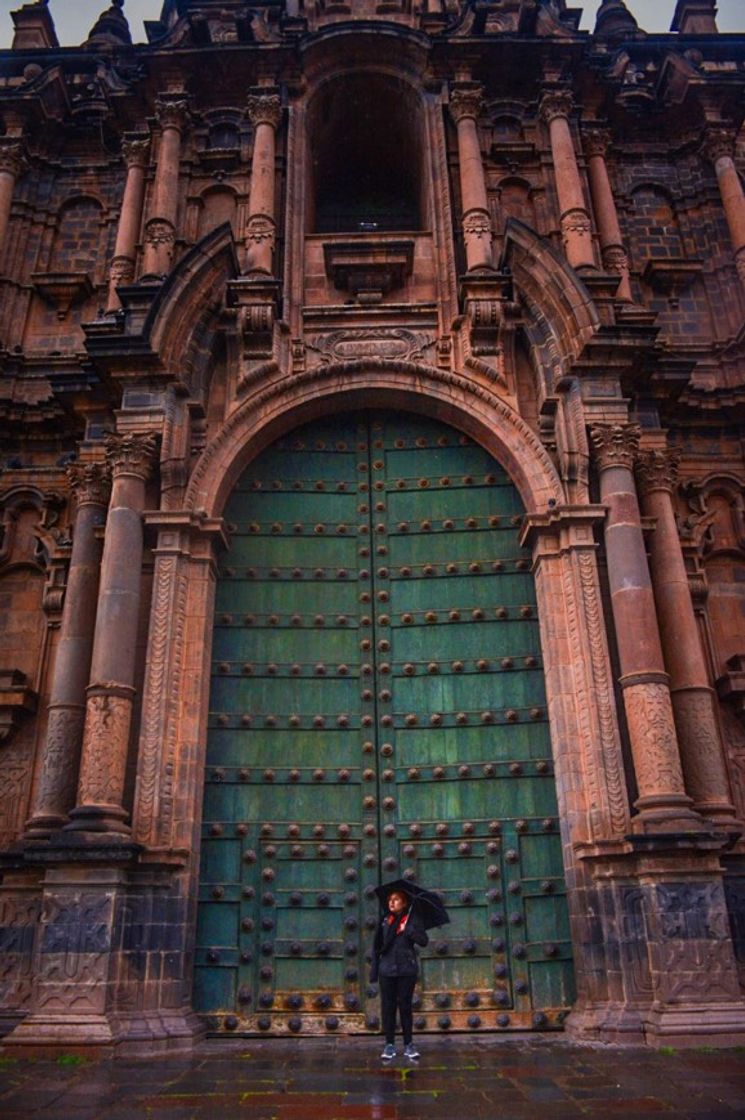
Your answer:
[195,412,574,1035]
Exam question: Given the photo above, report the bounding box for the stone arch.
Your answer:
[185,359,564,520]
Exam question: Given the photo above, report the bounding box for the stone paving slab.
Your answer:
[0,1036,744,1119]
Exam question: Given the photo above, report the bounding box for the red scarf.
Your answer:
[387,911,410,935]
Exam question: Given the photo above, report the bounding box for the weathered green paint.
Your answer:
[195,412,574,1035]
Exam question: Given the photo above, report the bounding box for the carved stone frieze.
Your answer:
[308,328,431,366]
[623,679,686,797]
[590,423,641,472]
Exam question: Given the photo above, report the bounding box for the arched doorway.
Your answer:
[194,410,574,1035]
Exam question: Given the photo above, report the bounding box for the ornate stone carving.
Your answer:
[0,140,26,178]
[671,688,734,812]
[121,138,149,169]
[245,213,276,248]
[561,209,592,237]
[583,127,611,159]
[104,432,158,482]
[309,328,430,366]
[245,93,282,131]
[462,208,493,240]
[155,97,190,133]
[29,705,84,825]
[539,89,574,125]
[623,680,686,796]
[108,255,135,288]
[589,423,641,472]
[0,894,41,1012]
[144,217,175,248]
[736,247,745,287]
[449,86,484,125]
[700,126,735,165]
[77,690,133,807]
[635,448,681,495]
[66,461,111,508]
[602,244,630,276]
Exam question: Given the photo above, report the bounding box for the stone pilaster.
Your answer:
[141,98,189,280]
[590,424,702,833]
[701,127,745,291]
[106,137,149,311]
[25,461,111,839]
[636,448,740,832]
[540,91,596,272]
[449,86,494,273]
[244,92,282,275]
[0,138,26,266]
[65,434,158,837]
[583,127,633,301]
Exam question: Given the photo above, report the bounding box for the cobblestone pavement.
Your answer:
[0,1035,744,1119]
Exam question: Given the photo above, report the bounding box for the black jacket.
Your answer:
[370,908,429,982]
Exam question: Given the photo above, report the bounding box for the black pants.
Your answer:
[379,974,417,1045]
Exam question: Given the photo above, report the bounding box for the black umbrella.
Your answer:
[375,878,450,930]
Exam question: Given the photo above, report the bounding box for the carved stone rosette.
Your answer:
[635,448,681,495]
[539,89,574,126]
[448,86,484,125]
[105,432,158,482]
[590,423,641,473]
[245,93,282,131]
[66,461,112,508]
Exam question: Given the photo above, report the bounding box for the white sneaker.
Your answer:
[403,1042,420,1060]
[381,1043,396,1060]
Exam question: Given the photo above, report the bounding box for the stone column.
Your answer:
[590,423,702,833]
[701,127,745,291]
[106,137,149,312]
[244,93,282,275]
[24,462,111,839]
[583,127,633,301]
[0,139,25,266]
[448,86,494,272]
[540,91,596,272]
[140,98,189,281]
[636,448,739,830]
[65,433,158,836]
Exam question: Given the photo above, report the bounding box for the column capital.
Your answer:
[448,85,485,125]
[635,448,681,495]
[700,126,735,165]
[154,97,190,134]
[121,136,150,169]
[589,422,641,472]
[105,432,159,482]
[245,93,282,131]
[539,89,574,125]
[582,126,611,158]
[0,138,26,178]
[66,461,112,508]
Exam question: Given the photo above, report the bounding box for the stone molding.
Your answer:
[635,448,681,495]
[66,461,111,509]
[104,433,158,483]
[590,422,641,472]
[245,93,282,131]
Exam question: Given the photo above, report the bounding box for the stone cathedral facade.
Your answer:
[0,0,744,1053]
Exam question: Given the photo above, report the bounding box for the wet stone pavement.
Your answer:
[0,1035,744,1120]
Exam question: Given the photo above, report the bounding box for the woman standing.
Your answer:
[370,888,428,1061]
